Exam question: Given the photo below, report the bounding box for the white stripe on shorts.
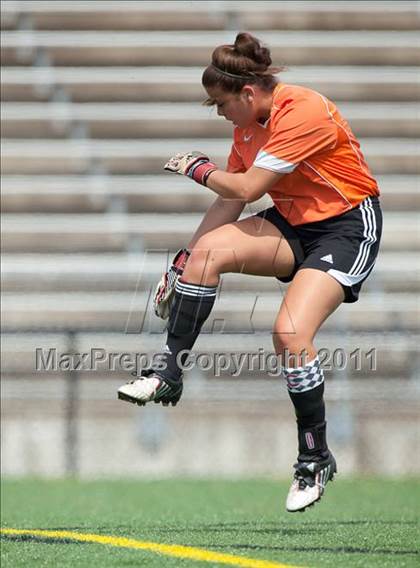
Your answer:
[327,263,375,287]
[349,197,377,275]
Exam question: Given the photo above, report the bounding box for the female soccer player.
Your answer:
[118,32,382,512]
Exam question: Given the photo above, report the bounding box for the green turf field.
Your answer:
[1,478,419,567]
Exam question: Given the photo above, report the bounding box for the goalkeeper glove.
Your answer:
[153,248,191,319]
[164,151,217,186]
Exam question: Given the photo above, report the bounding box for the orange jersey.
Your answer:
[227,83,380,225]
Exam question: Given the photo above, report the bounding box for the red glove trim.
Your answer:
[172,248,191,272]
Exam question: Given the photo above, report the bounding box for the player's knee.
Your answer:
[183,248,209,280]
[272,328,312,363]
[186,242,222,280]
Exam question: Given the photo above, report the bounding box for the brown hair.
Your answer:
[202,32,283,103]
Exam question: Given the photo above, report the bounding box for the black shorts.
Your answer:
[256,196,383,303]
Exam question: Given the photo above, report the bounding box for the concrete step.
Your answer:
[2,30,419,66]
[2,330,419,379]
[2,1,419,31]
[1,175,417,214]
[3,66,419,103]
[2,376,419,406]
[2,251,419,294]
[2,102,419,139]
[1,211,418,253]
[2,138,419,175]
[2,291,419,333]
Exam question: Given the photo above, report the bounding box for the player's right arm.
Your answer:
[186,140,246,248]
[153,142,245,319]
[187,195,245,249]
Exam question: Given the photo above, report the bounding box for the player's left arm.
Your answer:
[164,151,283,203]
[204,166,283,203]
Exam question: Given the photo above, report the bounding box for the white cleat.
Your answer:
[117,370,183,407]
[286,453,337,513]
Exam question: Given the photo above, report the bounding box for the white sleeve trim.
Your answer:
[254,150,297,174]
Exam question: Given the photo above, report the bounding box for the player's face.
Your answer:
[205,86,256,129]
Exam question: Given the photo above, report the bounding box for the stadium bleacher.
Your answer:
[3,65,419,102]
[2,0,420,363]
[3,1,419,31]
[3,101,419,138]
[1,1,419,477]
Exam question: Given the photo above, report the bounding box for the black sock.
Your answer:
[283,356,329,461]
[288,383,325,428]
[156,279,217,381]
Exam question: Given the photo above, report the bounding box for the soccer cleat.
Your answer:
[286,452,337,513]
[117,369,183,407]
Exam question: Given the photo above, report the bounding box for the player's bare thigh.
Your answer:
[183,216,295,284]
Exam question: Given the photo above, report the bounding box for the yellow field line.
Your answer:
[1,527,303,568]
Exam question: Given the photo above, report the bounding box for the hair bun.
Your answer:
[202,32,281,94]
[234,32,272,68]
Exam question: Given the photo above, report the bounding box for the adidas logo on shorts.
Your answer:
[320,254,334,264]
